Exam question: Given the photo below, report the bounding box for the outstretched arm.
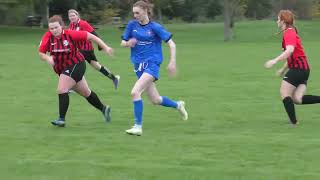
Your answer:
[91,31,103,51]
[264,45,294,69]
[87,32,113,56]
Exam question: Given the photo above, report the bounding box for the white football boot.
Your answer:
[126,125,142,136]
[113,75,120,90]
[177,101,188,120]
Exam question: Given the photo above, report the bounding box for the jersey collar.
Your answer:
[138,20,151,26]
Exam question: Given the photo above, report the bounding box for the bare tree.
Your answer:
[224,0,232,41]
[223,0,247,41]
[39,0,49,27]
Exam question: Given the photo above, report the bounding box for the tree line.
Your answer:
[0,0,319,42]
[0,0,319,26]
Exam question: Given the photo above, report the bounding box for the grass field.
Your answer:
[1,20,320,179]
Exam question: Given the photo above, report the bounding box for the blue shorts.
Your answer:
[134,61,160,80]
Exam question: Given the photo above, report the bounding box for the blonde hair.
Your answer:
[133,0,154,17]
[68,9,80,18]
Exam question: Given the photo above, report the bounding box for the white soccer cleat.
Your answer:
[125,125,142,136]
[113,75,120,90]
[177,101,188,120]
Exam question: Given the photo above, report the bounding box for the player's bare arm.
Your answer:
[264,45,294,69]
[39,52,54,66]
[167,39,176,76]
[87,32,113,56]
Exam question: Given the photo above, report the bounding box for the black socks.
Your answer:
[86,91,104,112]
[58,91,104,120]
[59,93,69,120]
[100,66,115,80]
[282,97,297,124]
[302,95,320,104]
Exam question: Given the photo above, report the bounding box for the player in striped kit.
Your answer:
[265,10,320,125]
[68,9,120,89]
[38,15,114,127]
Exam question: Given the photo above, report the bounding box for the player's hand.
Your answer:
[105,47,114,57]
[167,60,176,77]
[127,38,137,48]
[264,59,277,69]
[47,56,54,66]
[276,68,285,77]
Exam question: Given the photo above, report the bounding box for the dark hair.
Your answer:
[133,0,154,17]
[48,15,65,27]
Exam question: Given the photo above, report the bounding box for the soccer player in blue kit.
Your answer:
[121,0,188,136]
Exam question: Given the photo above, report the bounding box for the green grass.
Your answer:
[1,20,320,179]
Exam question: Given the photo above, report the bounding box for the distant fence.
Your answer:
[25,16,42,27]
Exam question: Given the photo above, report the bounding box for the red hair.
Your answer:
[277,10,299,34]
[278,10,295,26]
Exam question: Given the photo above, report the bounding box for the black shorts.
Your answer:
[283,69,310,87]
[79,50,98,63]
[61,61,86,83]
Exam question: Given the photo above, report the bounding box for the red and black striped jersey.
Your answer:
[69,19,94,51]
[282,28,309,70]
[38,30,87,74]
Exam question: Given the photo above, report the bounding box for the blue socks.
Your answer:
[133,97,176,126]
[134,99,143,126]
[160,96,178,108]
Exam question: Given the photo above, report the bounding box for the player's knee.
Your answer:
[131,89,141,99]
[82,90,91,98]
[57,87,69,94]
[281,93,292,100]
[150,97,161,105]
[292,94,302,104]
[90,61,100,70]
[280,90,291,99]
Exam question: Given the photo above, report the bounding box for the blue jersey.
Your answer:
[121,20,172,64]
